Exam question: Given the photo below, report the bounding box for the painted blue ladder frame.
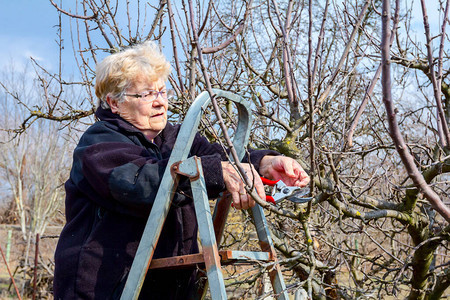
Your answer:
[120,89,289,300]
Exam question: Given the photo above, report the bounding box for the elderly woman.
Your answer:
[53,42,309,299]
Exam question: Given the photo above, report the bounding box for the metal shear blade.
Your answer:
[262,177,312,205]
[284,188,312,203]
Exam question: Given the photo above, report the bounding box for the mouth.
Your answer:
[151,112,165,118]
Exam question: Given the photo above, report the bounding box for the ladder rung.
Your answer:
[149,250,274,270]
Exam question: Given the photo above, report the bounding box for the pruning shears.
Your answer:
[261,177,312,205]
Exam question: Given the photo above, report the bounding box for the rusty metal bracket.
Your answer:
[171,156,201,181]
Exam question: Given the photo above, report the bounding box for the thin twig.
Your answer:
[48,0,97,20]
[316,0,370,107]
[420,0,450,148]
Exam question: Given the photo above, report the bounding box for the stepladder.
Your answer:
[120,89,290,300]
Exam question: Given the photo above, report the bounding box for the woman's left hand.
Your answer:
[259,156,310,187]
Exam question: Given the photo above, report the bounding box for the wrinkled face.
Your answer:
[107,78,168,141]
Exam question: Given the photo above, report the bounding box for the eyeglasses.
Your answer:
[124,89,174,102]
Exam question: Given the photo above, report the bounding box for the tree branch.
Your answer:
[381,0,450,222]
[316,0,370,107]
[48,0,97,20]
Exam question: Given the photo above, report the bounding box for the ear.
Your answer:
[106,94,120,114]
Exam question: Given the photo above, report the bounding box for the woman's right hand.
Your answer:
[221,162,266,210]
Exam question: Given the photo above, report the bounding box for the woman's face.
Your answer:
[108,78,168,140]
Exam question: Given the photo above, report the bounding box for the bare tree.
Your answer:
[1,0,449,299]
[0,63,74,239]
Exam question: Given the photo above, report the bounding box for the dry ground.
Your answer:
[0,225,62,299]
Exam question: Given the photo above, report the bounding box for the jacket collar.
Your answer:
[95,106,138,133]
[95,106,170,145]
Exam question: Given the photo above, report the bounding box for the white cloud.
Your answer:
[23,50,45,63]
[0,35,55,71]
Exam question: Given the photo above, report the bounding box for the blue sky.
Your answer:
[0,1,62,72]
[0,1,444,78]
[0,1,171,77]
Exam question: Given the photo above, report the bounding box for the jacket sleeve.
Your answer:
[69,122,180,217]
[83,142,166,201]
[73,141,170,216]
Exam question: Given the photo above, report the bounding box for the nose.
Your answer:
[152,93,167,106]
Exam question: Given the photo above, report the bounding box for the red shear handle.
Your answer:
[230,177,280,207]
[260,177,280,186]
[266,195,276,204]
[260,177,279,204]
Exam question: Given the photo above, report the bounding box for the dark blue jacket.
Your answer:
[53,107,277,299]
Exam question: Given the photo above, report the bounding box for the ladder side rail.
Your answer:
[251,205,289,300]
[194,90,253,299]
[212,194,232,244]
[210,88,252,244]
[179,157,227,299]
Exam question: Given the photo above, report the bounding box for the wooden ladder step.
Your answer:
[149,250,274,269]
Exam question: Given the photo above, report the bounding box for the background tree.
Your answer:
[0,61,80,298]
[0,63,76,239]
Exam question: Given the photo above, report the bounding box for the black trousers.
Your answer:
[112,268,198,300]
